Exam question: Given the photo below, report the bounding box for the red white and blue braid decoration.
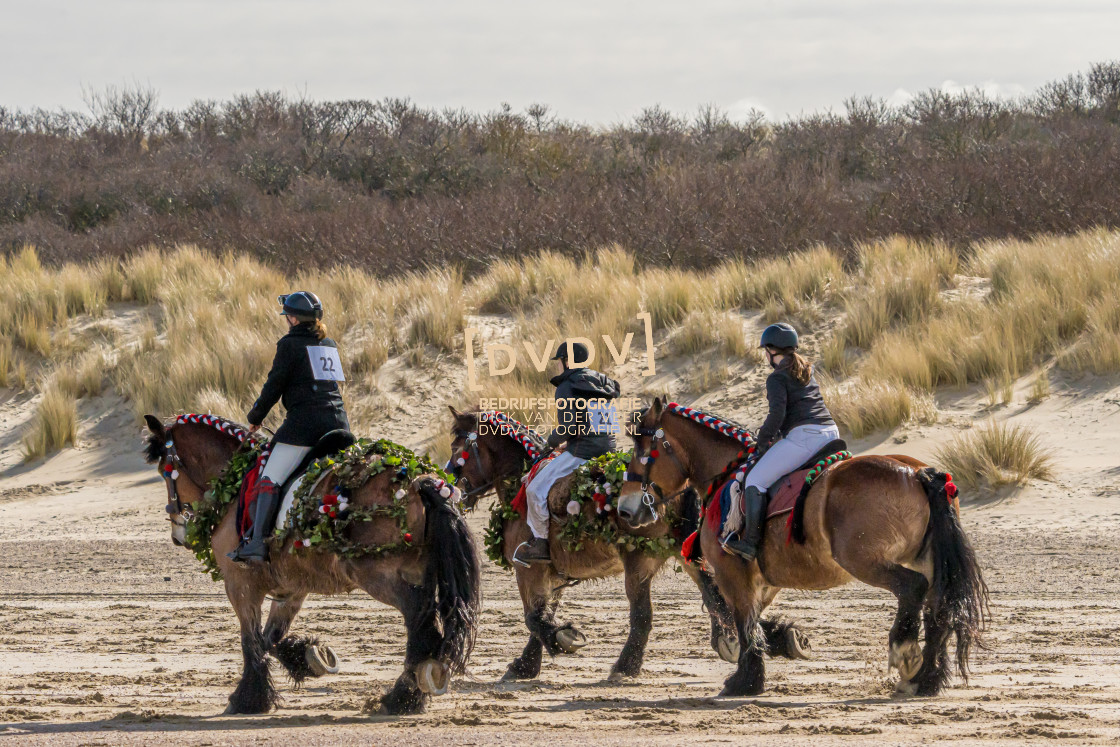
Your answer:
[479,411,543,460]
[172,413,272,464]
[666,402,755,447]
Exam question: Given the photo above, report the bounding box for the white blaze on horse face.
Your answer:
[170,520,187,546]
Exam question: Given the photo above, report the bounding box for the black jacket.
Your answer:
[755,360,835,450]
[547,367,621,460]
[247,324,350,446]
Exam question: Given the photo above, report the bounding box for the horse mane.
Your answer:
[663,401,755,446]
[142,413,258,464]
[457,408,547,458]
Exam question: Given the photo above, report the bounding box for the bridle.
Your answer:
[626,408,757,516]
[448,428,496,504]
[160,433,194,535]
[450,412,545,506]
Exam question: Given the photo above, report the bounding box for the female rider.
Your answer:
[723,322,839,561]
[228,291,351,565]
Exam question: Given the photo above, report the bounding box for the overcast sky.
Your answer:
[3,1,1117,124]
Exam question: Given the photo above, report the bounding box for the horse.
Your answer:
[144,413,481,715]
[447,406,811,682]
[617,398,988,698]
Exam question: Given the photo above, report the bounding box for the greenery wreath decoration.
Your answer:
[184,437,452,580]
[280,438,454,558]
[187,440,265,580]
[483,451,679,571]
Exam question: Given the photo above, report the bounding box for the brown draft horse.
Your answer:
[447,407,811,682]
[144,414,481,715]
[617,398,988,698]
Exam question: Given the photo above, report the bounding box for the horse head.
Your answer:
[144,414,243,547]
[617,397,692,529]
[447,406,544,509]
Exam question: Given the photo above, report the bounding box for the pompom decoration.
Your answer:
[603,484,612,495]
[461,451,469,459]
[566,500,580,515]
[945,479,959,500]
[170,470,179,480]
[456,457,466,466]
[403,533,413,543]
[439,485,452,498]
[640,456,649,465]
[654,429,664,438]
[395,489,406,500]
[650,449,660,458]
[604,504,612,512]
[165,440,174,449]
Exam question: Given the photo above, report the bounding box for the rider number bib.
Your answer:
[307,346,346,382]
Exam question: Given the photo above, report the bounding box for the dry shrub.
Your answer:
[22,381,79,460]
[935,421,1054,492]
[824,379,936,438]
[1058,295,1120,374]
[670,310,749,357]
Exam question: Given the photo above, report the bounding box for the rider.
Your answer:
[228,291,351,565]
[722,323,838,561]
[513,341,621,566]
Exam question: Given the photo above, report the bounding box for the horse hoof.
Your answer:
[716,634,740,663]
[786,627,812,660]
[607,670,637,683]
[416,659,450,696]
[889,641,922,682]
[555,627,588,654]
[894,679,919,696]
[306,644,340,676]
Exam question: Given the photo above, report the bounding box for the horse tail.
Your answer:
[916,467,989,683]
[417,477,482,675]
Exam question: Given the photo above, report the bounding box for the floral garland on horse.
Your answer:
[181,418,454,579]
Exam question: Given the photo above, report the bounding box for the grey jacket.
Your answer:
[547,367,621,460]
[755,361,835,450]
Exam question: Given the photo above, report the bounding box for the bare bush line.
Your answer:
[1,63,1119,271]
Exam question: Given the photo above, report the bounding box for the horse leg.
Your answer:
[912,601,953,696]
[609,553,661,681]
[680,561,740,662]
[708,554,767,697]
[375,581,443,715]
[224,580,278,715]
[504,566,554,680]
[261,594,330,686]
[860,564,928,694]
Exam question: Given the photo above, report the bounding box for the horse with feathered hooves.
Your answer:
[144,414,481,715]
[617,398,989,698]
[447,407,811,683]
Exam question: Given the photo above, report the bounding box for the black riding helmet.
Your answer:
[278,291,323,321]
[759,322,798,351]
[551,341,591,365]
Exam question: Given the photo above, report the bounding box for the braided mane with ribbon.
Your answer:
[665,402,755,447]
[171,413,273,465]
[479,411,546,460]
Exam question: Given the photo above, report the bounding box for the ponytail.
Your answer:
[309,320,328,340]
[787,351,813,385]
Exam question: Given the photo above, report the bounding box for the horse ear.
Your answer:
[144,414,165,437]
[448,405,462,418]
[651,397,664,418]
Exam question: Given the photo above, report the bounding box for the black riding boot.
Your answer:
[227,480,282,565]
[722,486,768,561]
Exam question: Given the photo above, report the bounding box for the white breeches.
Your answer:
[744,424,841,492]
[260,443,312,487]
[525,451,586,539]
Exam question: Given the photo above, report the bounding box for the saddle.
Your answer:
[705,439,849,534]
[237,430,358,534]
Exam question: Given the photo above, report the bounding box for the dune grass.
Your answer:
[935,421,1054,492]
[823,379,937,438]
[5,228,1120,458]
[22,382,79,460]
